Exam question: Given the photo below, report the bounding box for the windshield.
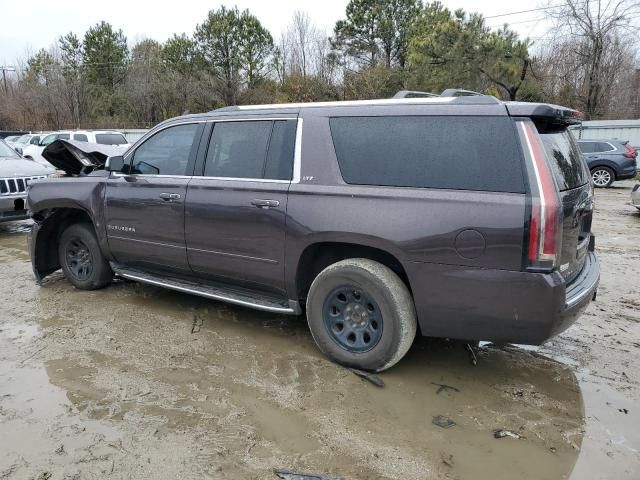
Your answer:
[16,134,32,144]
[0,140,21,158]
[41,134,59,146]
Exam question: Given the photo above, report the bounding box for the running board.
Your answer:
[110,264,301,315]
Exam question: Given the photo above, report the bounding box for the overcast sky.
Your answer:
[0,0,551,67]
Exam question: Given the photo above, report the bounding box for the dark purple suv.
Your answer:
[27,93,600,371]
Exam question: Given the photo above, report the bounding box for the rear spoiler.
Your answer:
[505,102,584,126]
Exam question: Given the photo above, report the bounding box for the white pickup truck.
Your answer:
[22,130,129,166]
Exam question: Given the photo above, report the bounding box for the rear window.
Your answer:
[539,129,589,191]
[329,116,525,193]
[96,133,127,145]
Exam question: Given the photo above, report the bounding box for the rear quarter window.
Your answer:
[539,128,589,191]
[329,116,525,193]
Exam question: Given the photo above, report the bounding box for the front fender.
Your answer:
[28,177,110,281]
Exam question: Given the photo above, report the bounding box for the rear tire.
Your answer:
[591,166,614,188]
[59,223,113,290]
[306,258,417,372]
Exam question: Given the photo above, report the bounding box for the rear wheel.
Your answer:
[306,258,417,372]
[591,167,614,188]
[59,223,113,290]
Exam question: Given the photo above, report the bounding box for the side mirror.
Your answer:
[14,147,23,156]
[105,155,125,172]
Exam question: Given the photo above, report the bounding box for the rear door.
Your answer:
[539,127,593,282]
[185,118,297,294]
[104,122,203,272]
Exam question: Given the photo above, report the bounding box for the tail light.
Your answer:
[623,143,637,159]
[519,122,562,271]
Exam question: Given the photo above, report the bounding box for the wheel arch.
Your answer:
[589,162,618,177]
[31,207,100,281]
[293,240,411,305]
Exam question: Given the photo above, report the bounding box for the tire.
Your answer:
[591,166,615,188]
[306,258,417,372]
[59,223,113,290]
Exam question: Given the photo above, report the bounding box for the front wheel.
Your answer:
[591,167,615,188]
[306,259,417,372]
[59,223,113,290]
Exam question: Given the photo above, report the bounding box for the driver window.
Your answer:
[131,123,199,176]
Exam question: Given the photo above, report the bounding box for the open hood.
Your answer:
[42,139,128,175]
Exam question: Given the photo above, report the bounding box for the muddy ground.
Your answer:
[1,180,638,480]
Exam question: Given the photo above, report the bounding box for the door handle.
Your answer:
[159,192,181,201]
[251,199,280,209]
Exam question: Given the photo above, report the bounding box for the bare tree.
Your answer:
[287,11,314,78]
[545,0,640,118]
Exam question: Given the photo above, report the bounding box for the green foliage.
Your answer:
[240,12,274,87]
[83,21,128,90]
[195,6,273,104]
[407,4,487,93]
[332,0,421,68]
[59,33,83,71]
[162,34,201,74]
[333,0,420,68]
[24,49,57,84]
[82,21,128,118]
[406,2,533,100]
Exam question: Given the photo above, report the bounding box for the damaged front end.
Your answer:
[42,140,128,176]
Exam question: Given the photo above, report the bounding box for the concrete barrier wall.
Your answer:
[571,120,640,148]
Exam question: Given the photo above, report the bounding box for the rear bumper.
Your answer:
[551,252,599,338]
[618,171,637,180]
[618,161,638,179]
[407,252,600,344]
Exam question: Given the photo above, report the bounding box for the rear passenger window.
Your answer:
[204,120,296,180]
[595,142,614,152]
[73,133,88,141]
[330,116,525,193]
[264,121,296,180]
[205,121,272,179]
[577,142,595,153]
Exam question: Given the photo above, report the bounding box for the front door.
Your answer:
[185,118,298,295]
[105,122,203,272]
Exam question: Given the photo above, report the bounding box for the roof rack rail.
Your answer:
[440,89,485,97]
[209,106,240,113]
[392,90,439,99]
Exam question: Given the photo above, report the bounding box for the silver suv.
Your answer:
[0,139,54,222]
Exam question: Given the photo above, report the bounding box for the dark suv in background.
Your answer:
[577,139,638,187]
[27,92,600,372]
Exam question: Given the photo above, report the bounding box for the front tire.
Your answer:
[306,259,417,372]
[591,167,615,188]
[59,223,113,290]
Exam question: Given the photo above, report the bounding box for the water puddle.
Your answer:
[0,224,586,479]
